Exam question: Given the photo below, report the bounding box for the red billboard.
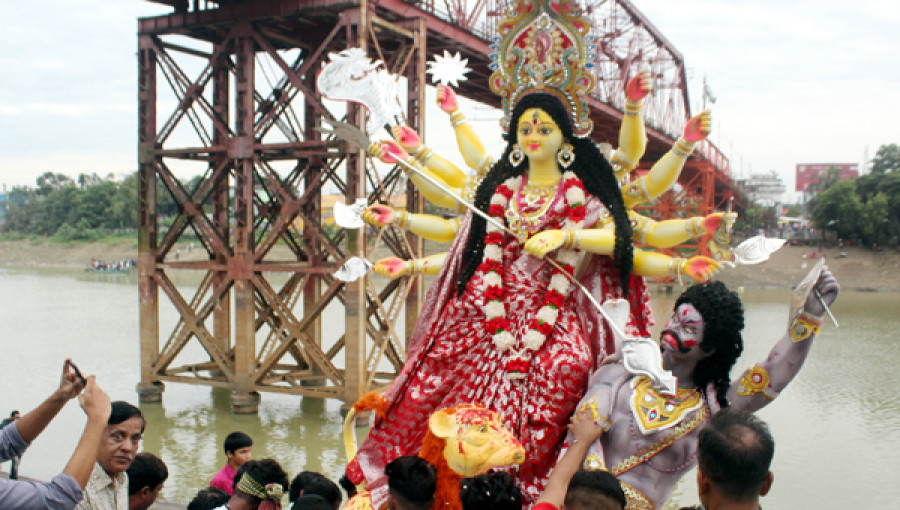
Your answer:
[795,163,858,192]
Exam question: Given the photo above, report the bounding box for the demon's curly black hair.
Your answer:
[675,281,745,408]
[455,93,632,296]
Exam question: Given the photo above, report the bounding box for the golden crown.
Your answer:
[489,0,597,138]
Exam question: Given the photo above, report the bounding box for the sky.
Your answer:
[1,0,897,203]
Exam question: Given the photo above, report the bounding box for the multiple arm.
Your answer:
[621,111,711,209]
[726,268,840,412]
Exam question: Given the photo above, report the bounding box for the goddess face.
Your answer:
[660,303,710,371]
[516,108,564,163]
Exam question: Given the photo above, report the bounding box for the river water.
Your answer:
[0,267,898,508]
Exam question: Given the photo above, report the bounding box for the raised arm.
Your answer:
[727,268,840,412]
[436,85,494,177]
[536,406,608,508]
[610,71,651,180]
[622,111,711,209]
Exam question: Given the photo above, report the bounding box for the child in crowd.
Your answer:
[210,431,253,495]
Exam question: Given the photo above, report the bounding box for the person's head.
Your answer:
[290,494,333,510]
[224,431,254,470]
[8,410,19,421]
[563,469,626,510]
[233,459,290,508]
[457,92,633,297]
[697,409,775,505]
[127,452,168,510]
[186,487,231,510]
[289,471,341,509]
[459,471,522,510]
[664,281,744,407]
[384,456,436,510]
[99,401,145,477]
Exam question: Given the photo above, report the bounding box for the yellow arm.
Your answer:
[631,248,720,282]
[611,99,647,181]
[631,211,737,248]
[621,111,711,208]
[399,157,465,210]
[372,253,448,278]
[362,205,459,243]
[393,125,468,188]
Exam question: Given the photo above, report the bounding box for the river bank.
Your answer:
[0,239,897,292]
[0,238,897,291]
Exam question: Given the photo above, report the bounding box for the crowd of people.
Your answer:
[0,279,805,510]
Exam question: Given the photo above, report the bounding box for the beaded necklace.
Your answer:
[480,170,586,379]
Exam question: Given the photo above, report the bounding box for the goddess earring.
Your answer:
[509,144,525,166]
[557,143,575,168]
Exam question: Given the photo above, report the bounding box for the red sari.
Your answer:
[348,194,653,505]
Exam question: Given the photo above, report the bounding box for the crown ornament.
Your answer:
[489,0,598,138]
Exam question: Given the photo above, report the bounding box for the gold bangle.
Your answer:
[685,217,705,237]
[394,210,411,229]
[413,145,433,163]
[408,258,419,275]
[790,311,822,342]
[561,229,575,249]
[673,137,695,159]
[624,99,643,117]
[450,111,466,128]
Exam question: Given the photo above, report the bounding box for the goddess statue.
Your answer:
[345,0,727,504]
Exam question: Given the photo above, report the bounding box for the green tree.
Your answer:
[871,143,900,174]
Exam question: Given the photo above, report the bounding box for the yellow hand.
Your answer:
[372,257,409,279]
[684,256,720,282]
[683,111,712,143]
[524,230,565,258]
[361,205,395,228]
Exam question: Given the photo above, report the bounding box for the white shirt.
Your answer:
[74,463,128,510]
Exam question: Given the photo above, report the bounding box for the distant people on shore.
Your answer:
[75,401,145,510]
[0,359,111,509]
[88,259,136,272]
[127,452,169,510]
[210,431,254,496]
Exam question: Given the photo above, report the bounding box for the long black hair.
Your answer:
[675,281,745,408]
[456,93,632,295]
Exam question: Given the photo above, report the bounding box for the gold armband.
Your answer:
[450,111,466,128]
[790,310,823,342]
[408,258,426,275]
[401,156,419,174]
[672,137,696,159]
[394,210,411,229]
[584,454,607,471]
[624,99,643,117]
[412,145,433,163]
[561,229,581,250]
[685,217,706,237]
[737,365,779,400]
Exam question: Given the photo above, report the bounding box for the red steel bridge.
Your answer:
[137,0,745,411]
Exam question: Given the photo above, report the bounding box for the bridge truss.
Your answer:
[137,0,743,411]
